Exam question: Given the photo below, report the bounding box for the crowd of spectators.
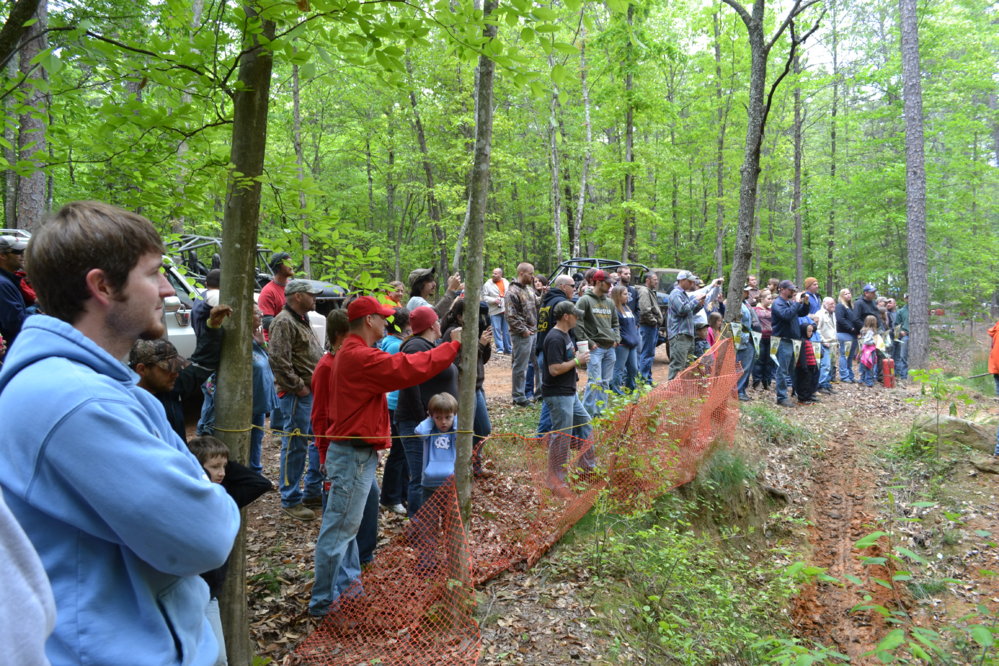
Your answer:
[2,205,987,664]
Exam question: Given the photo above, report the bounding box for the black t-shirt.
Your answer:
[394,335,459,423]
[542,327,577,397]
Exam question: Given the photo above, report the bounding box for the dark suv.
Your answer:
[165,234,347,315]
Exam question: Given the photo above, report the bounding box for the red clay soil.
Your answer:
[791,422,900,661]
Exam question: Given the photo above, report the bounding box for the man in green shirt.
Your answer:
[575,269,619,418]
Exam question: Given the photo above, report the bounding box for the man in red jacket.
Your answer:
[309,296,462,617]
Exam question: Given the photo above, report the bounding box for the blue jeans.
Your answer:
[860,361,876,387]
[526,355,536,400]
[398,419,426,517]
[893,336,909,380]
[306,442,323,501]
[248,412,265,474]
[544,394,594,484]
[775,339,795,403]
[814,333,832,389]
[837,332,857,382]
[473,388,491,468]
[614,344,639,393]
[310,442,377,616]
[639,324,658,383]
[380,411,409,507]
[582,344,616,418]
[536,352,553,435]
[276,392,320,508]
[490,313,512,354]
[736,344,755,397]
[511,332,536,402]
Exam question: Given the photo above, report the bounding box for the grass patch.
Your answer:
[741,403,816,448]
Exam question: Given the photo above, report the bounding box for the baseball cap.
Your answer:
[592,269,609,283]
[129,339,189,372]
[347,295,396,321]
[409,306,439,334]
[0,235,27,253]
[553,300,577,319]
[285,279,322,296]
[408,267,435,287]
[677,270,694,281]
[863,283,877,293]
[268,251,291,273]
[778,279,797,291]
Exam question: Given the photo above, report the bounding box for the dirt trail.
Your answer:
[791,417,896,660]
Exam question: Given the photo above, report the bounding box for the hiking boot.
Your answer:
[776,399,794,407]
[738,393,751,402]
[282,503,316,521]
[302,495,323,510]
[819,386,835,395]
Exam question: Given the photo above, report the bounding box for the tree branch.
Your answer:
[0,0,42,65]
[761,10,825,128]
[719,0,752,30]
[765,0,822,54]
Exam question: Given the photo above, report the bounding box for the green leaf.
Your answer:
[970,624,994,647]
[894,547,928,565]
[550,63,569,85]
[855,531,887,549]
[873,628,905,653]
[521,27,534,42]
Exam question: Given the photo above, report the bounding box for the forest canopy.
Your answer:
[2,0,996,308]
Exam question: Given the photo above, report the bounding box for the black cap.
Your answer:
[269,252,291,273]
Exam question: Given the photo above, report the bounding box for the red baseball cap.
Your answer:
[592,269,609,283]
[409,306,439,335]
[347,296,396,321]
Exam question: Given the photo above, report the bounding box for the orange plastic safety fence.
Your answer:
[296,337,740,665]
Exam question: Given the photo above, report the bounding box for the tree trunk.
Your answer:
[899,0,929,369]
[713,9,727,277]
[15,0,47,231]
[825,0,838,295]
[793,53,804,286]
[547,54,563,262]
[456,0,496,520]
[720,0,821,320]
[620,3,636,263]
[4,59,17,225]
[573,17,592,259]
[216,9,275,664]
[292,60,312,278]
[406,56,448,279]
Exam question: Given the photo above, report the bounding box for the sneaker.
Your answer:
[383,503,407,515]
[738,393,751,402]
[819,387,834,395]
[282,503,316,521]
[512,399,532,407]
[776,399,793,407]
[302,495,323,509]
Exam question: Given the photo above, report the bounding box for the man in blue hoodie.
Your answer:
[0,201,240,665]
[771,279,811,407]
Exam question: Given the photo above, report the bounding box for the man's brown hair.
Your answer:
[26,201,164,323]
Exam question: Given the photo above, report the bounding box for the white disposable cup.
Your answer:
[577,340,589,354]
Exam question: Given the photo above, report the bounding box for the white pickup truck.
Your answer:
[162,256,327,358]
